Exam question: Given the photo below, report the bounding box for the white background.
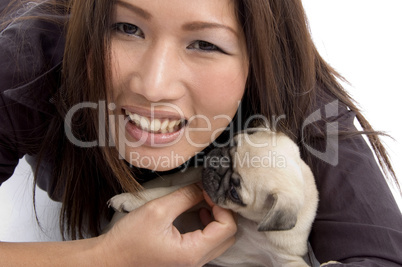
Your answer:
[1,0,401,241]
[302,0,402,209]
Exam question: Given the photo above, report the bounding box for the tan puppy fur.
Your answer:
[107,129,325,266]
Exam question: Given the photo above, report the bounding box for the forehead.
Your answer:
[113,0,240,26]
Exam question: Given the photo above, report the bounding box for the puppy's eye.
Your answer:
[229,184,240,202]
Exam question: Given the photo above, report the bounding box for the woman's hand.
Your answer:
[96,184,237,267]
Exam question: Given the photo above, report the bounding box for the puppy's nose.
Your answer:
[205,147,231,176]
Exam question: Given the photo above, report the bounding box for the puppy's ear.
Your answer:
[257,194,298,231]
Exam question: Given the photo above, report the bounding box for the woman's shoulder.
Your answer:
[306,96,402,265]
[0,0,66,139]
[0,0,66,94]
[0,0,66,183]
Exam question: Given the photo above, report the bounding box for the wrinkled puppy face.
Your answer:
[202,129,306,231]
[202,145,240,206]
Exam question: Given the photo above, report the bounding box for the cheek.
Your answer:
[108,40,138,96]
[185,69,246,146]
[192,64,247,117]
[109,46,126,92]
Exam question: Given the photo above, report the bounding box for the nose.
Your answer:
[205,147,232,175]
[134,41,185,103]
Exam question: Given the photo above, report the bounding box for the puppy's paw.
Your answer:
[320,261,340,266]
[107,193,146,212]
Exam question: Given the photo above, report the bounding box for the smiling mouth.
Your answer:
[124,109,187,134]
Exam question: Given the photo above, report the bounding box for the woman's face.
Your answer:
[109,0,248,171]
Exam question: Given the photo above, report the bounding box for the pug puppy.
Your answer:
[107,128,323,266]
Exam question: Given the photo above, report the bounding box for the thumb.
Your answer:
[152,184,204,221]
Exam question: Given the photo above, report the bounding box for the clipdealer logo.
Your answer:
[63,100,340,167]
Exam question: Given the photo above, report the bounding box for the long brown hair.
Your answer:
[49,0,141,239]
[3,0,397,239]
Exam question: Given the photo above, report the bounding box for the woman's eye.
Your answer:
[113,23,144,38]
[188,40,222,52]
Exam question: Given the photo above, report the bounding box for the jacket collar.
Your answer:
[2,63,62,115]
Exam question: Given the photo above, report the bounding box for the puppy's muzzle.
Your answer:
[202,147,233,204]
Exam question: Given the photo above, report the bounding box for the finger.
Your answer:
[202,190,215,207]
[152,184,204,221]
[202,205,237,237]
[200,206,237,261]
[181,206,236,264]
[199,207,213,226]
[183,205,236,250]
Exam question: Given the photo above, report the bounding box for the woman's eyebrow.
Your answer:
[114,1,237,37]
[116,0,152,20]
[182,21,238,37]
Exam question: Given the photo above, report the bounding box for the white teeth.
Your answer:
[168,120,177,133]
[125,110,184,133]
[150,119,161,132]
[129,113,141,124]
[160,120,169,132]
[139,117,150,131]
